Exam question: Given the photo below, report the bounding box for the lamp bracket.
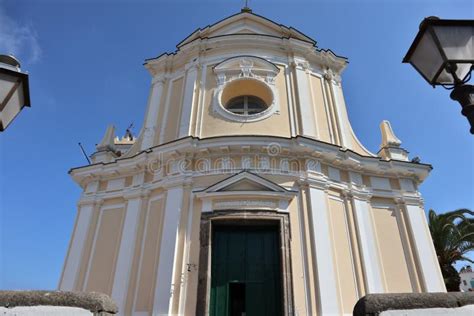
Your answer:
[450,84,474,134]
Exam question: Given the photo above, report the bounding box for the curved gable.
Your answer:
[177,10,316,48]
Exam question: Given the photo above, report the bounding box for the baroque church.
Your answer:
[59,8,446,316]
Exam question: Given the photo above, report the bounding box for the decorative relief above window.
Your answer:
[213,56,280,122]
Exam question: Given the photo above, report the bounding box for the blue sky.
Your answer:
[0,0,472,290]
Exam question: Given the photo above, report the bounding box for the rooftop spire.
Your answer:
[378,120,409,161]
[96,125,116,152]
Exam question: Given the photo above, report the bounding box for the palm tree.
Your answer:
[428,208,474,291]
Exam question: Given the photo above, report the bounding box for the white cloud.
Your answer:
[0,3,41,64]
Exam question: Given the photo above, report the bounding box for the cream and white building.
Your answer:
[460,266,474,292]
[59,8,446,316]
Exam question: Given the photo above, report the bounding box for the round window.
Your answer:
[225,95,268,115]
[219,78,274,119]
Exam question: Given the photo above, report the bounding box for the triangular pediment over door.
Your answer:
[195,171,296,213]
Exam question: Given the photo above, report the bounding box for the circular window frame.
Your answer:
[213,77,279,123]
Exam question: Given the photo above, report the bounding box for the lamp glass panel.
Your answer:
[408,29,445,82]
[0,72,17,100]
[433,25,474,61]
[0,83,24,130]
[435,62,472,85]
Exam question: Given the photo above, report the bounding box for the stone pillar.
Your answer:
[350,192,385,293]
[152,185,184,315]
[141,76,166,150]
[111,186,148,315]
[306,181,341,315]
[401,198,446,292]
[178,63,199,138]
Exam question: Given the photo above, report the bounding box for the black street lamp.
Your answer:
[403,17,474,134]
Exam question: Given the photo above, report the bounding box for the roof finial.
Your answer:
[241,0,252,12]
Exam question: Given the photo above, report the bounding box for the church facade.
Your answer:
[59,9,446,316]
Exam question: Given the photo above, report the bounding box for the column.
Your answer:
[111,189,148,315]
[178,63,199,138]
[153,185,184,315]
[350,193,385,293]
[402,199,446,292]
[141,76,166,150]
[59,199,99,291]
[306,182,340,315]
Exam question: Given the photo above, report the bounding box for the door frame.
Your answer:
[196,211,294,316]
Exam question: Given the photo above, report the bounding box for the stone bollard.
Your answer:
[0,291,118,315]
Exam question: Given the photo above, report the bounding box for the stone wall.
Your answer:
[0,291,117,316]
[353,293,474,316]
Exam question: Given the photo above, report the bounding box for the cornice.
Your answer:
[397,194,424,207]
[77,197,104,207]
[344,188,373,201]
[70,135,432,188]
[307,178,331,192]
[145,34,347,78]
[123,188,150,200]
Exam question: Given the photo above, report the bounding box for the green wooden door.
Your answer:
[210,226,282,316]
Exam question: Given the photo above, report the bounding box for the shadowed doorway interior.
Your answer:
[210,224,283,316]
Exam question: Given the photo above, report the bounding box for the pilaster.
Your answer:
[284,63,298,137]
[177,189,196,315]
[341,190,366,297]
[152,185,185,315]
[322,71,341,146]
[141,76,166,150]
[293,59,316,137]
[295,182,314,315]
[327,71,353,149]
[349,191,385,293]
[60,198,103,291]
[178,62,199,138]
[394,198,422,293]
[399,197,446,292]
[111,187,149,315]
[306,181,341,315]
